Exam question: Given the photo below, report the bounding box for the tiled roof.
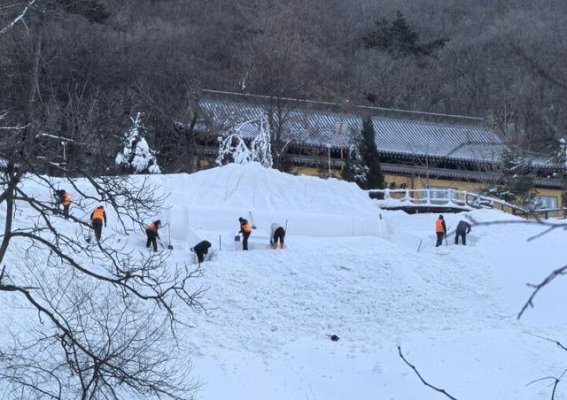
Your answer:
[199,98,508,164]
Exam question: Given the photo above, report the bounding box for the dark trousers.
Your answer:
[242,232,250,250]
[455,232,466,245]
[92,221,103,241]
[436,232,445,247]
[195,249,206,263]
[63,205,70,219]
[273,227,285,245]
[146,230,158,251]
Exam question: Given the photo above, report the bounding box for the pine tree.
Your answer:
[115,113,161,174]
[342,143,368,184]
[483,149,534,204]
[362,11,448,57]
[347,117,385,190]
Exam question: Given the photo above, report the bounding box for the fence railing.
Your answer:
[368,188,567,220]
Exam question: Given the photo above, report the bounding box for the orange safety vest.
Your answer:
[147,222,158,232]
[92,208,105,221]
[241,221,252,233]
[62,192,71,206]
[435,219,445,233]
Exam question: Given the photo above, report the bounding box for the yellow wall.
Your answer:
[287,169,564,208]
[383,172,564,209]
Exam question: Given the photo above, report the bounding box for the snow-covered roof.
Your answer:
[199,97,508,164]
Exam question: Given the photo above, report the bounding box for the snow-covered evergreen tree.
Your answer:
[342,143,369,184]
[216,117,273,168]
[342,119,384,189]
[481,149,534,205]
[115,113,161,174]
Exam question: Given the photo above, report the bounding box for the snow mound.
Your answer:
[157,163,386,238]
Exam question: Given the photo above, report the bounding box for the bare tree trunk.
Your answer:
[21,12,44,155]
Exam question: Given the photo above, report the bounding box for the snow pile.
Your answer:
[156,162,386,244]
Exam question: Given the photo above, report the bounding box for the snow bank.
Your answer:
[156,163,386,240]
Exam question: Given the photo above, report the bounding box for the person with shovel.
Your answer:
[55,189,72,219]
[270,222,286,249]
[145,219,161,252]
[238,217,252,250]
[90,205,107,242]
[435,214,447,247]
[454,220,472,245]
[191,240,212,264]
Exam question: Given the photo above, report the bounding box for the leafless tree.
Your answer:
[0,147,205,398]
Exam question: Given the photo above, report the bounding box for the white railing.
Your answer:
[368,188,567,219]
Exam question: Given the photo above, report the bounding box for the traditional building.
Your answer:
[194,89,565,210]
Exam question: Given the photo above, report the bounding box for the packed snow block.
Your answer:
[158,163,387,238]
[164,204,202,245]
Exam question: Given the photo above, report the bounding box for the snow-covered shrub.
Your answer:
[115,113,161,174]
[216,116,273,168]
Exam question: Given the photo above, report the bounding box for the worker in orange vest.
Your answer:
[90,205,107,241]
[145,220,161,252]
[435,214,447,247]
[238,217,252,250]
[55,190,72,219]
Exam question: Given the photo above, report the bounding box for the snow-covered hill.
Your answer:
[2,163,567,400]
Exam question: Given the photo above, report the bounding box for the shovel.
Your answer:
[249,211,257,229]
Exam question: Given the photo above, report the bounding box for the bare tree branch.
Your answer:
[397,346,459,400]
[526,332,567,352]
[518,264,567,320]
[0,0,38,36]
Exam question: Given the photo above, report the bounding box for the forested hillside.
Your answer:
[1,0,566,173]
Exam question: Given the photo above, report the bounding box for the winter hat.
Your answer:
[155,219,161,225]
[239,217,244,222]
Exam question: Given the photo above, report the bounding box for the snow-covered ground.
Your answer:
[2,162,567,400]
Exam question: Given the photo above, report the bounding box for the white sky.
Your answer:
[2,162,567,400]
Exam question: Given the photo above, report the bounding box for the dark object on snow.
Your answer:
[192,240,212,263]
[330,334,340,342]
[455,220,472,245]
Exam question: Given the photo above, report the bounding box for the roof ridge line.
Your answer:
[201,89,486,123]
